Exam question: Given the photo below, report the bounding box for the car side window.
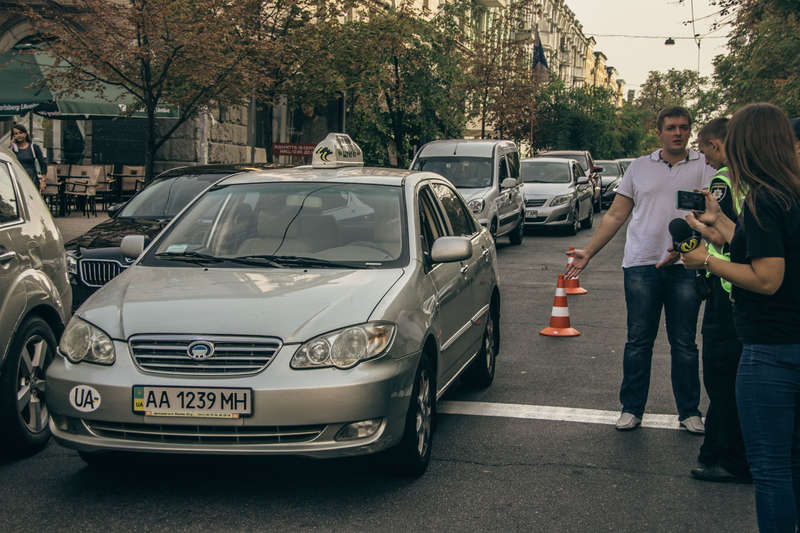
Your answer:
[418,186,446,257]
[507,152,520,181]
[576,162,586,176]
[0,163,20,224]
[431,182,476,237]
[498,155,508,183]
[572,164,581,182]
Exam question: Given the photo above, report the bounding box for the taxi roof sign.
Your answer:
[312,133,364,168]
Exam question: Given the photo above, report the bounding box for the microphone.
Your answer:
[668,218,700,253]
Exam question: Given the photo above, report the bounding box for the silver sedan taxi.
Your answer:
[46,134,500,476]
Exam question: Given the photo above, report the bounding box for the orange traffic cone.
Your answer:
[565,247,588,295]
[540,274,580,337]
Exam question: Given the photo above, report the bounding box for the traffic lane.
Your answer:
[467,216,708,419]
[0,415,754,532]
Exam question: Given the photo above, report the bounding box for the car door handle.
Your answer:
[460,264,470,275]
[481,248,490,261]
[0,250,16,264]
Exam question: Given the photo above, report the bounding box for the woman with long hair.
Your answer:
[682,103,800,532]
[9,123,47,192]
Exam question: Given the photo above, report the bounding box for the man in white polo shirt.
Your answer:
[565,106,716,432]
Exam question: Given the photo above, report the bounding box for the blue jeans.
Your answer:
[620,265,701,419]
[737,343,800,533]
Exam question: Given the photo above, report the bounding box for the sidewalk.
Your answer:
[54,211,109,242]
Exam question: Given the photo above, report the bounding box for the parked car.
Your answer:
[410,139,525,245]
[521,157,594,235]
[0,149,71,456]
[616,158,634,174]
[595,159,624,209]
[65,163,280,310]
[536,150,603,211]
[46,134,501,477]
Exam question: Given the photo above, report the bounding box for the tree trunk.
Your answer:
[144,101,157,184]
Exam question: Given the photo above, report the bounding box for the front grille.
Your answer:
[80,259,127,287]
[525,216,547,223]
[84,420,324,445]
[129,335,282,375]
[525,198,546,208]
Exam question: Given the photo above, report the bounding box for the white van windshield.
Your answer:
[412,157,493,189]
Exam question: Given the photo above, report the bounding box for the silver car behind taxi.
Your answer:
[46,134,500,476]
[522,157,594,235]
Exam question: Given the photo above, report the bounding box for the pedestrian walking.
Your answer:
[689,118,750,483]
[9,124,47,193]
[682,103,800,532]
[565,106,716,432]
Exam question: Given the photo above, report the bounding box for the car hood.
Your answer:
[65,217,170,250]
[522,183,571,196]
[79,266,404,343]
[458,187,493,203]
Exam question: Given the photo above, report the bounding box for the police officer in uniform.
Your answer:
[690,118,751,482]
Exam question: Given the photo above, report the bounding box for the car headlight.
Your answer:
[468,198,485,214]
[550,194,572,206]
[66,251,78,276]
[58,317,116,365]
[291,322,396,369]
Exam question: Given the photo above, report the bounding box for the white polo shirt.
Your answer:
[616,149,716,268]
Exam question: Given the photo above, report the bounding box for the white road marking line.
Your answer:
[439,401,685,430]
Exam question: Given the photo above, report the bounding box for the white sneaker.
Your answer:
[615,412,642,431]
[680,416,705,434]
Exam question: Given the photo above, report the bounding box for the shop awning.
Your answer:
[0,49,178,118]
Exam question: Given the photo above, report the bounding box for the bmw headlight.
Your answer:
[66,251,78,276]
[58,317,115,365]
[291,322,396,369]
[550,194,572,206]
[468,198,485,214]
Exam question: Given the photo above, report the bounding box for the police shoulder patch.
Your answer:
[710,182,727,202]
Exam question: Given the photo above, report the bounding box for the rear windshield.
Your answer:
[119,173,226,219]
[521,161,571,183]
[412,157,493,189]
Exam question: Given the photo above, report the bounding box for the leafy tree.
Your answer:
[343,1,470,167]
[711,0,800,116]
[635,69,715,129]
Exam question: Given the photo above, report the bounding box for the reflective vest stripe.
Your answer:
[705,168,744,294]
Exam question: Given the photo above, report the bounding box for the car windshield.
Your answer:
[119,173,226,219]
[521,161,571,183]
[144,182,407,268]
[597,162,620,177]
[540,153,588,170]
[618,159,632,172]
[412,157,493,189]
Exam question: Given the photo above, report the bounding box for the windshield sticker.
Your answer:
[165,244,188,254]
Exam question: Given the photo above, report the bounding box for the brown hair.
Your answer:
[697,118,728,144]
[11,123,32,144]
[657,106,692,131]
[725,103,800,220]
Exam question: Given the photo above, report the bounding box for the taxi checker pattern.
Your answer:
[45,133,502,477]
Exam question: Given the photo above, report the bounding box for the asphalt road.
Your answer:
[1,212,756,532]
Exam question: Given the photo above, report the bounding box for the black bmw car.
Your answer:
[65,163,281,310]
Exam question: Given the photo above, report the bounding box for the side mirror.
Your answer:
[430,236,472,263]
[577,176,589,185]
[500,177,517,189]
[120,235,146,259]
[592,166,604,173]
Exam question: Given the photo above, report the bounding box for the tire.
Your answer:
[0,316,57,456]
[385,355,434,477]
[509,213,524,245]
[581,202,594,229]
[566,205,580,236]
[463,307,498,389]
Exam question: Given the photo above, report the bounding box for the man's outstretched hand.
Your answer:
[565,248,589,278]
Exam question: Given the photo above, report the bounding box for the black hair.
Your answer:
[11,123,32,143]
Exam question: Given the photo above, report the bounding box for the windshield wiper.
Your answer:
[154,251,224,264]
[227,255,285,268]
[237,254,369,269]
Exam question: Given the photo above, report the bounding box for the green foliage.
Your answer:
[634,69,719,131]
[712,0,800,116]
[532,77,642,159]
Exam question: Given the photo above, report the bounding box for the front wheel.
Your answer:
[385,355,434,477]
[0,316,57,456]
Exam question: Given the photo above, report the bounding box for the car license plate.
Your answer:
[132,386,252,418]
[526,208,538,216]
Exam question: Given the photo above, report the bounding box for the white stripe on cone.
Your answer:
[555,288,566,296]
[550,307,570,317]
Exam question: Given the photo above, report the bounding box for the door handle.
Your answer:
[481,248,490,261]
[0,250,16,264]
[460,264,470,275]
